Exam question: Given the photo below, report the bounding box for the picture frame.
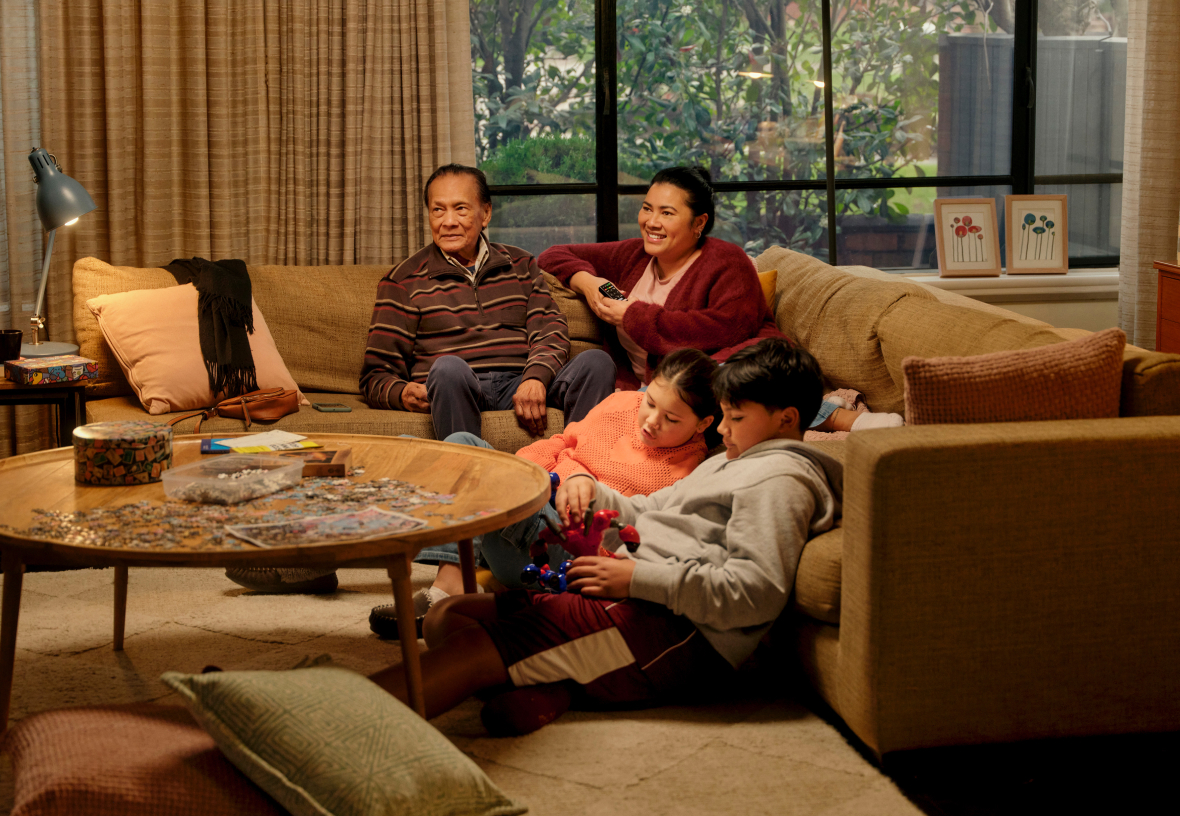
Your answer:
[933,198,1002,277]
[1005,194,1068,274]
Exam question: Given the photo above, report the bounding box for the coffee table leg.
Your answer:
[113,566,128,651]
[387,554,426,718]
[1,551,25,734]
[458,538,477,594]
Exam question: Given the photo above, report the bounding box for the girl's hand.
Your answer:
[565,556,635,598]
[555,474,597,526]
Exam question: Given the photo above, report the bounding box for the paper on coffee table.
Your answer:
[224,430,322,453]
[225,506,427,548]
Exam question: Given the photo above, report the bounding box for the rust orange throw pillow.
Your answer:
[903,327,1125,425]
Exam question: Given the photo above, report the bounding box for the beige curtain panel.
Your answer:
[1,0,57,454]
[1119,0,1180,350]
[1,0,473,457]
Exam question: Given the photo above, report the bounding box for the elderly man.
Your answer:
[225,164,613,596]
[360,163,614,438]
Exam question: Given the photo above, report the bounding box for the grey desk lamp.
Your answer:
[21,147,96,358]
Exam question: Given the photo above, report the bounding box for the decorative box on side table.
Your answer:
[1155,261,1180,354]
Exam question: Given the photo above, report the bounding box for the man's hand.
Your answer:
[512,377,548,436]
[565,555,635,599]
[400,382,430,413]
[554,474,597,526]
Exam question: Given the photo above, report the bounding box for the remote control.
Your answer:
[598,281,626,301]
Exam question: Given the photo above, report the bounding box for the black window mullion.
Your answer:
[1010,0,1037,195]
[596,0,618,241]
[820,0,837,264]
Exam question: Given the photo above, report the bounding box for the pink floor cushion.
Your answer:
[2,703,284,816]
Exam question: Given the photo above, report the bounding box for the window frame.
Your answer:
[483,0,1122,269]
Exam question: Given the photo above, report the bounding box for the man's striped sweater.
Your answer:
[360,240,571,410]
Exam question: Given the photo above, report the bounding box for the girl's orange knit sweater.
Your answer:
[515,390,707,496]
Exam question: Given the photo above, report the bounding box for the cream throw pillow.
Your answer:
[87,284,304,415]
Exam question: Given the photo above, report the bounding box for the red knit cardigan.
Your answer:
[539,237,785,388]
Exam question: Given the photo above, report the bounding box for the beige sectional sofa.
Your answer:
[71,249,1180,758]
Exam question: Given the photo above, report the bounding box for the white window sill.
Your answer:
[897,268,1118,303]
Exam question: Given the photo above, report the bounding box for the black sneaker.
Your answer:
[224,567,339,594]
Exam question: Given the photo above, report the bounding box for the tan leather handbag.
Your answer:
[167,387,300,432]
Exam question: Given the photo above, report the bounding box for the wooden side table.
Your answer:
[1154,261,1180,354]
[0,378,88,448]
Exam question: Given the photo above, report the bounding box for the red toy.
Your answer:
[521,504,640,593]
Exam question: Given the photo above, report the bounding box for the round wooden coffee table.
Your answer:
[0,433,550,729]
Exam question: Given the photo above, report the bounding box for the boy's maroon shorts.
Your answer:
[480,589,734,705]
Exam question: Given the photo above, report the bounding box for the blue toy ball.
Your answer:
[520,563,542,585]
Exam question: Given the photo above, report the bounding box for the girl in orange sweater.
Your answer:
[371,349,718,638]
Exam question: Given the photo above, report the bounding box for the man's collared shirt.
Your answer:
[439,233,490,283]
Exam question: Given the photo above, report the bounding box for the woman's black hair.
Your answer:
[649,165,715,247]
[651,348,722,448]
[712,338,823,430]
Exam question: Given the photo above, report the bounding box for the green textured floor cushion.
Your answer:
[160,667,527,816]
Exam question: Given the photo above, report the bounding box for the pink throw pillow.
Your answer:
[903,327,1125,425]
[87,284,304,415]
[3,704,284,816]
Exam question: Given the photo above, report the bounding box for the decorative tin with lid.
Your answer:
[72,420,173,485]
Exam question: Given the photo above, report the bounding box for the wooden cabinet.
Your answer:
[1155,261,1180,354]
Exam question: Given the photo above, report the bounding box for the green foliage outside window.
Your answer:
[470,0,1125,253]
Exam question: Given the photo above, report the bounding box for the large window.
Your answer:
[473,0,1126,269]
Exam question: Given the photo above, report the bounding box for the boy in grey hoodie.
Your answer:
[370,338,843,733]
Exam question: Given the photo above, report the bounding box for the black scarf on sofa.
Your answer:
[164,257,259,399]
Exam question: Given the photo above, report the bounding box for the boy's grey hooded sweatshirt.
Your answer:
[593,439,842,668]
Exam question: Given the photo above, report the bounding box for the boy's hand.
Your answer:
[565,556,635,598]
[555,474,596,526]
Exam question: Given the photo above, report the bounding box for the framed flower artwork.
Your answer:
[1005,194,1068,274]
[933,198,1002,277]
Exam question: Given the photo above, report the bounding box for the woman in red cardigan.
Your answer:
[539,166,899,432]
[539,166,777,391]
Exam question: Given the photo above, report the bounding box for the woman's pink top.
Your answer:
[539,237,784,389]
[615,257,693,382]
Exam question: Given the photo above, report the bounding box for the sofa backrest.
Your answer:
[754,247,1180,417]
[73,257,391,397]
[73,259,599,400]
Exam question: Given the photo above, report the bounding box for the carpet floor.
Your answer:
[0,566,1173,815]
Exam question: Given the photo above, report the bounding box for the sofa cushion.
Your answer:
[86,284,304,415]
[85,394,565,454]
[903,328,1125,425]
[74,258,181,398]
[874,297,1078,414]
[542,272,602,344]
[2,703,283,816]
[793,525,842,625]
[161,667,526,816]
[245,264,391,394]
[754,246,937,413]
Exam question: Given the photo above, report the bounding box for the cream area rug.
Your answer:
[0,566,920,816]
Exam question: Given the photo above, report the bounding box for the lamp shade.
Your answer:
[28,148,95,230]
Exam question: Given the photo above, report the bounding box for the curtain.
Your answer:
[0,0,474,457]
[1118,0,1180,349]
[1,0,56,454]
